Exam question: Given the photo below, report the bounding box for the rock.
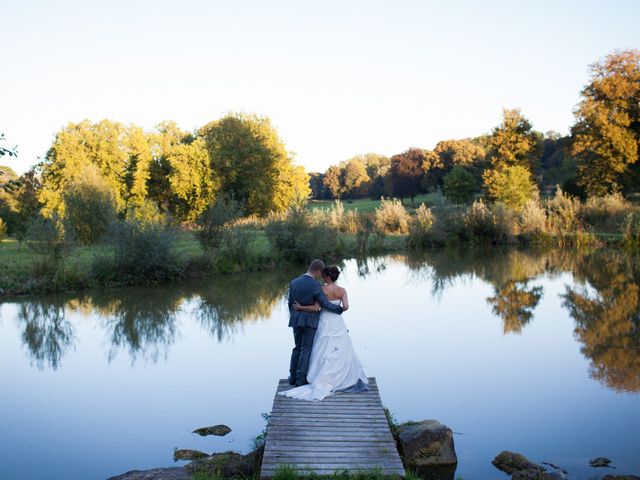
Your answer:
[106,467,189,480]
[396,419,457,467]
[192,424,231,437]
[603,476,640,479]
[186,449,261,478]
[173,449,209,461]
[590,457,613,467]
[492,451,543,475]
[492,452,569,480]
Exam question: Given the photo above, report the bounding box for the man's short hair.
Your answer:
[308,259,325,273]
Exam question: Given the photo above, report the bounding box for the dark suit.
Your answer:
[288,274,343,385]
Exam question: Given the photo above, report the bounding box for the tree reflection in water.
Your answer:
[487,281,543,334]
[562,250,640,392]
[9,248,640,392]
[17,298,75,370]
[192,267,297,341]
[87,286,185,363]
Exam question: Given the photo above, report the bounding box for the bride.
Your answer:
[280,266,368,402]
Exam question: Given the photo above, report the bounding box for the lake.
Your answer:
[1,247,639,479]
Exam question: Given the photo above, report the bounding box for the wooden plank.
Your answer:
[260,377,405,478]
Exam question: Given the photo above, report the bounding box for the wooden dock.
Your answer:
[260,377,405,478]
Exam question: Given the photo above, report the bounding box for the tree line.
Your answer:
[311,49,640,207]
[1,113,310,239]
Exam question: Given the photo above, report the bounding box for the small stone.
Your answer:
[192,424,232,437]
[173,449,209,461]
[590,457,613,468]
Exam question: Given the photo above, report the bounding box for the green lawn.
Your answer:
[307,193,444,214]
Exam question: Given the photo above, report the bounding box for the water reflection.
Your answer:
[17,298,75,370]
[193,269,295,341]
[7,248,640,393]
[562,250,640,392]
[487,281,543,334]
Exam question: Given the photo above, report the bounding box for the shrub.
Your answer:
[426,206,466,245]
[0,217,6,241]
[214,227,258,272]
[355,214,385,256]
[621,212,640,246]
[126,198,167,226]
[309,200,361,234]
[463,201,516,244]
[408,204,435,249]
[25,214,69,277]
[483,165,538,211]
[443,166,477,204]
[265,207,338,263]
[581,193,632,232]
[519,200,548,242]
[545,187,581,234]
[62,165,116,245]
[196,196,242,251]
[102,218,181,283]
[374,198,410,234]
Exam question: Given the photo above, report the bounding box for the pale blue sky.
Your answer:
[1,0,639,174]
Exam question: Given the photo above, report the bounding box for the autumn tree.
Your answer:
[323,165,343,199]
[202,113,308,215]
[571,49,640,196]
[488,109,540,171]
[341,158,370,198]
[388,148,426,204]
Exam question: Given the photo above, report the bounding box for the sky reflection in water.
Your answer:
[1,248,639,480]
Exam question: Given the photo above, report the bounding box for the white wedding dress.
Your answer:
[280,299,369,402]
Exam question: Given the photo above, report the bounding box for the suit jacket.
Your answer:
[288,274,343,328]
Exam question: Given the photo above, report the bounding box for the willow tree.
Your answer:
[202,113,309,215]
[571,49,640,196]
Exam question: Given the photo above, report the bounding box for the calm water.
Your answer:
[1,248,639,480]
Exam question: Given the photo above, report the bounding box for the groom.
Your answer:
[287,259,343,387]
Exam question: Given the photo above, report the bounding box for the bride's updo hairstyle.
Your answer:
[322,266,340,282]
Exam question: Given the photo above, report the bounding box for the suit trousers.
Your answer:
[289,325,317,384]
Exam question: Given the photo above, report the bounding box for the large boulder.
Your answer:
[396,419,457,467]
[185,450,260,478]
[106,467,190,480]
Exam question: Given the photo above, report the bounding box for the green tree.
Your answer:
[63,164,116,245]
[483,165,538,211]
[571,49,640,196]
[148,122,216,222]
[40,120,138,217]
[443,166,477,204]
[202,113,308,216]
